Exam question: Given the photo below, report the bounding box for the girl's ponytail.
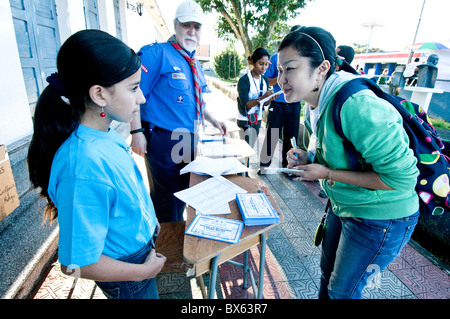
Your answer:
[27,81,80,223]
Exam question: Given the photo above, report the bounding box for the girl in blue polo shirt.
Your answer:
[27,30,165,299]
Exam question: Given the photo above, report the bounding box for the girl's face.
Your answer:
[277,46,319,104]
[252,56,270,76]
[104,69,145,123]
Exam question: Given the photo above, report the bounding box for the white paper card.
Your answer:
[185,215,244,244]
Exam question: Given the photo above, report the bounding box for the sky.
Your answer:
[157,0,450,52]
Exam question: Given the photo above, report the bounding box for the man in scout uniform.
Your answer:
[130,0,227,222]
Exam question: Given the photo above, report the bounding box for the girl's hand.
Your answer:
[142,249,166,279]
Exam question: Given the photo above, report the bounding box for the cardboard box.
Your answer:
[0,145,20,221]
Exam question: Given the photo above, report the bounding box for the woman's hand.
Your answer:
[294,163,330,181]
[286,148,308,167]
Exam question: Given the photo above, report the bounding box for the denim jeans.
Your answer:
[95,232,159,299]
[318,208,419,299]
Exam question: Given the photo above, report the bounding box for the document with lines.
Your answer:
[174,176,247,215]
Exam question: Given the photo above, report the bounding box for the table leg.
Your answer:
[208,254,221,299]
[243,250,249,288]
[257,232,267,299]
[197,275,207,299]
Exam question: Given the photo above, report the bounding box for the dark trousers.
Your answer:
[142,121,197,223]
[260,101,301,167]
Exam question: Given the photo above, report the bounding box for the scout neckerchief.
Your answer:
[168,35,204,129]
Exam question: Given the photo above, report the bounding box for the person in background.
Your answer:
[335,45,355,71]
[404,57,420,86]
[27,29,166,299]
[236,47,275,148]
[130,0,227,223]
[259,25,302,173]
[280,26,419,299]
[378,68,389,85]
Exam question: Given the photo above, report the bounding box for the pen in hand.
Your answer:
[290,137,299,162]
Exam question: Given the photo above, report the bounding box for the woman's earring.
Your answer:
[312,83,319,92]
[100,107,106,118]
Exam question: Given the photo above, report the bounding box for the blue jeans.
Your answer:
[319,208,419,299]
[95,233,159,299]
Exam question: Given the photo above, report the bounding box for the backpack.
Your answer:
[331,77,450,216]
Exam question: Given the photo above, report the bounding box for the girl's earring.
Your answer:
[100,107,106,118]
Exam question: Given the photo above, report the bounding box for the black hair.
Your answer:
[248,47,270,64]
[27,29,141,223]
[278,26,337,78]
[337,45,355,64]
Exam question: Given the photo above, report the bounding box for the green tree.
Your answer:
[196,0,311,58]
[353,43,384,54]
[213,48,243,80]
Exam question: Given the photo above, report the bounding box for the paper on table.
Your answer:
[174,176,247,215]
[185,214,244,244]
[199,142,243,158]
[180,156,249,176]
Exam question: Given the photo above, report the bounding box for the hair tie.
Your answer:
[46,72,67,97]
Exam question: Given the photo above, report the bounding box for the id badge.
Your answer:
[307,133,318,163]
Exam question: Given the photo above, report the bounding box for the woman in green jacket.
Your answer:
[281,26,420,299]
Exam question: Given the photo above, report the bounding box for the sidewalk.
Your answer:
[30,83,450,299]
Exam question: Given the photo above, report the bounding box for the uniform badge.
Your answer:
[172,73,186,80]
[177,95,184,103]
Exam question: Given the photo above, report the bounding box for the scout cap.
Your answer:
[175,0,204,24]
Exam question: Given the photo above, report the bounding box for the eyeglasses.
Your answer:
[336,55,344,66]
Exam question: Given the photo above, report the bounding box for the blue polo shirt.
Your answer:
[265,54,287,103]
[138,42,210,133]
[48,125,158,268]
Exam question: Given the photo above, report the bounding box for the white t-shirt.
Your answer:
[404,62,418,78]
[237,70,268,121]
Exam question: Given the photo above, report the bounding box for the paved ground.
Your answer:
[29,83,450,300]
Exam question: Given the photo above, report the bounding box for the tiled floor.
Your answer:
[30,134,450,300]
[29,84,450,300]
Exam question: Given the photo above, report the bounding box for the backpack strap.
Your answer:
[331,78,373,170]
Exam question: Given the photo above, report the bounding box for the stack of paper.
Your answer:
[174,176,247,215]
[236,193,279,226]
[180,156,249,176]
[199,142,243,158]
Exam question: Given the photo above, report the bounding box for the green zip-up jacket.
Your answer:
[304,72,419,220]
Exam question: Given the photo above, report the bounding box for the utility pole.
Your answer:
[408,0,426,63]
[361,22,383,53]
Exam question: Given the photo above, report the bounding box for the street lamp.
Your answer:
[361,22,383,53]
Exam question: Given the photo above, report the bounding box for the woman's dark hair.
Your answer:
[278,26,337,78]
[27,29,141,223]
[248,47,270,64]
